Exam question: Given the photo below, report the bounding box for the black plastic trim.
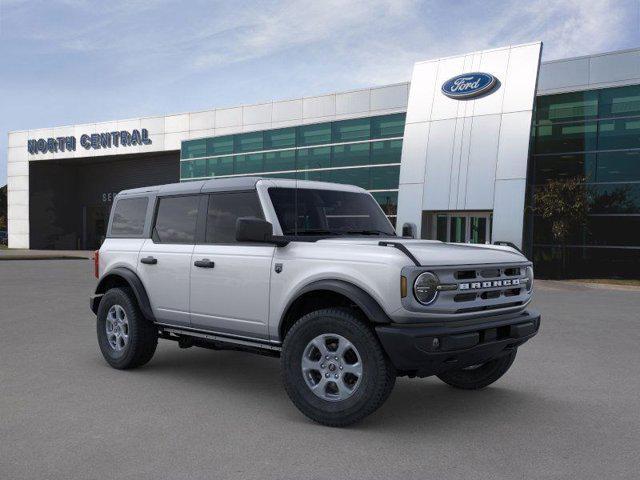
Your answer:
[92,267,156,322]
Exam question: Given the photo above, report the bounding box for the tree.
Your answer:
[534,177,589,277]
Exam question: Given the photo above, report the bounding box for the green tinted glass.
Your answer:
[598,119,640,150]
[371,140,402,164]
[207,156,234,177]
[297,123,331,146]
[264,128,296,149]
[296,147,331,170]
[180,160,194,178]
[370,166,400,190]
[598,84,640,118]
[262,172,297,179]
[181,139,206,159]
[534,121,598,154]
[234,153,264,174]
[532,153,597,183]
[297,170,328,182]
[234,132,263,153]
[535,91,598,123]
[332,118,370,142]
[332,143,370,167]
[595,151,640,182]
[327,168,370,189]
[371,113,406,139]
[264,150,295,172]
[206,136,233,156]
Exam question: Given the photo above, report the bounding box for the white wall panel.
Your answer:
[502,43,542,113]
[370,84,409,111]
[242,103,272,125]
[8,147,27,163]
[215,107,242,128]
[396,183,423,234]
[495,110,534,179]
[164,114,189,133]
[422,119,456,211]
[406,64,438,124]
[398,122,430,185]
[8,131,28,147]
[463,114,501,209]
[140,116,165,134]
[303,95,335,118]
[7,161,28,177]
[272,99,303,122]
[336,90,370,115]
[492,179,527,245]
[189,111,215,131]
[472,48,510,117]
[589,50,640,85]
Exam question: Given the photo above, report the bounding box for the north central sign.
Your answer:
[27,128,152,155]
[441,72,497,99]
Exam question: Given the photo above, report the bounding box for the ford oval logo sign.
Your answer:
[441,72,497,99]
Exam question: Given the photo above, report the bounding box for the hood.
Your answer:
[317,238,527,266]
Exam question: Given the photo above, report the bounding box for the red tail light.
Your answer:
[93,250,100,279]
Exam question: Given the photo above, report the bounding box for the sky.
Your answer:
[1,0,639,186]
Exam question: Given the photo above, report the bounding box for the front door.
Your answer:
[189,191,274,340]
[431,212,492,244]
[137,194,200,326]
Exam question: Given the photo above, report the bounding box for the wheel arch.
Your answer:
[278,279,392,341]
[92,267,155,322]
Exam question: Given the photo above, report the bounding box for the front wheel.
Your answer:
[436,350,517,390]
[281,308,396,427]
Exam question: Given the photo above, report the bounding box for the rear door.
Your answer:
[137,194,201,326]
[189,191,274,340]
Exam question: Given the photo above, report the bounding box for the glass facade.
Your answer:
[526,84,640,278]
[180,113,405,225]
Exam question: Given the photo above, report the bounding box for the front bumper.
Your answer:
[375,310,541,377]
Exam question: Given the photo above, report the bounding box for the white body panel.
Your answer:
[190,244,275,339]
[137,239,194,325]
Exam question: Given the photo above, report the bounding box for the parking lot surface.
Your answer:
[1,260,639,480]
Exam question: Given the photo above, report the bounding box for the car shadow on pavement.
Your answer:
[101,344,556,431]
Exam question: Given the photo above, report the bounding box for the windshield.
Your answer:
[268,187,396,237]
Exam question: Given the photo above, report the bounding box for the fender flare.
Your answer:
[92,267,155,322]
[281,279,392,329]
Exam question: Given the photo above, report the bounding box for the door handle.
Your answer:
[194,259,215,268]
[141,256,157,265]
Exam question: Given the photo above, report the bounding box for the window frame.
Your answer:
[201,190,266,246]
[108,196,150,239]
[151,193,203,245]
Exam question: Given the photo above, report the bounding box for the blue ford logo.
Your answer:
[441,72,497,99]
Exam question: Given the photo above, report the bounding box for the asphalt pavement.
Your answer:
[1,260,639,479]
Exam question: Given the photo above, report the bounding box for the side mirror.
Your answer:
[236,217,288,246]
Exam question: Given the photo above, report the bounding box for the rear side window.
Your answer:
[153,195,200,244]
[205,192,263,244]
[110,197,148,237]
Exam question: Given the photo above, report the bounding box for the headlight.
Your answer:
[414,271,439,305]
[525,266,534,292]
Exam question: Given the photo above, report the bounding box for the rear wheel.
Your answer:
[436,350,517,390]
[281,308,395,427]
[96,287,158,369]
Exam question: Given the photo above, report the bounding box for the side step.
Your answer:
[157,323,282,355]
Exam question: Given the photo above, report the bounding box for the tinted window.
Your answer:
[268,187,395,236]
[205,192,263,244]
[154,195,200,244]
[110,197,148,237]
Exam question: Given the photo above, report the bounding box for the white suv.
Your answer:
[91,177,540,426]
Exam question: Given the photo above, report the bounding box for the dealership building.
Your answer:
[6,42,640,277]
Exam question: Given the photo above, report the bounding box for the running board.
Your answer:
[157,323,282,352]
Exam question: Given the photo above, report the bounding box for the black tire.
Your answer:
[96,287,158,370]
[281,308,396,427]
[436,349,517,390]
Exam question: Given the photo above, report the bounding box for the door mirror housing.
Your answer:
[236,217,288,246]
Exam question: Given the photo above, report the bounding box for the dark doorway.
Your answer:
[29,151,179,250]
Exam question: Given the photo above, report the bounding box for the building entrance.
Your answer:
[424,211,493,244]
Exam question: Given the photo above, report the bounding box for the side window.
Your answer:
[205,192,264,244]
[110,197,148,237]
[153,195,200,244]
